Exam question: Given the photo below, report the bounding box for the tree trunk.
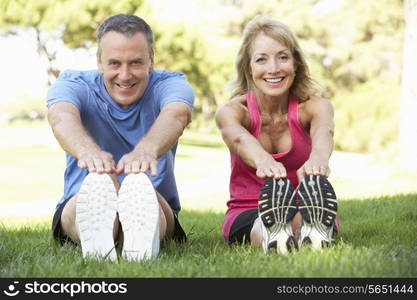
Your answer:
[35,28,60,86]
[400,0,417,172]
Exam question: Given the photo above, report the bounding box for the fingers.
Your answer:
[103,158,116,174]
[298,162,331,179]
[256,164,287,179]
[150,160,158,177]
[318,165,331,177]
[116,160,124,175]
[311,165,330,177]
[296,168,306,184]
[78,149,157,175]
[117,152,158,176]
[78,151,115,174]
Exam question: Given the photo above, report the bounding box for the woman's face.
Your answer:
[249,33,296,100]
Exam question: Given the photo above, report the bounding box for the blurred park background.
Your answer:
[0,0,416,219]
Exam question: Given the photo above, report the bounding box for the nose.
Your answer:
[267,58,280,74]
[118,65,132,81]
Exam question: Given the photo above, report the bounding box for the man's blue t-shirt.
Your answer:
[47,69,195,215]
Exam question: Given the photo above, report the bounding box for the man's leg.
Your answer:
[155,191,175,241]
[60,173,120,260]
[60,172,181,261]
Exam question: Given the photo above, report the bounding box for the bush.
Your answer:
[333,77,400,153]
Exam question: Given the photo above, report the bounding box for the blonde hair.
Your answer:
[229,15,321,101]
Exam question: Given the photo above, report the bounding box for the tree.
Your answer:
[400,0,417,172]
[153,21,234,125]
[0,0,141,84]
[0,0,233,125]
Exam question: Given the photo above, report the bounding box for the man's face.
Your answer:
[98,31,154,108]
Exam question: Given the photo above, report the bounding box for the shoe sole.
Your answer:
[297,175,337,249]
[118,173,160,261]
[258,178,297,254]
[76,173,118,261]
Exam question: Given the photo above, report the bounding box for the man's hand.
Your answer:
[296,154,330,183]
[78,149,116,174]
[116,148,158,176]
[115,102,191,176]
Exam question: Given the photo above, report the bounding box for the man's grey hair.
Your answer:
[96,13,154,60]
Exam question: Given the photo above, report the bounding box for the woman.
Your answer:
[216,15,338,254]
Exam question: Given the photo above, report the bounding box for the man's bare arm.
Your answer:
[48,102,115,173]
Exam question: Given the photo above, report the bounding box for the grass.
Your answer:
[1,194,417,277]
[1,121,417,277]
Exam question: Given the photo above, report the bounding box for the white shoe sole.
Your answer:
[258,178,297,254]
[76,173,118,261]
[298,175,337,249]
[299,221,334,250]
[118,173,160,261]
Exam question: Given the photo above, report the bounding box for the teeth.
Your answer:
[117,83,134,89]
[265,78,283,83]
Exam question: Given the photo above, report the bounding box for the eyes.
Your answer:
[108,59,145,67]
[254,55,290,64]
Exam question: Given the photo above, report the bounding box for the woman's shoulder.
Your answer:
[218,94,248,113]
[298,95,333,111]
[216,94,250,124]
[230,94,248,106]
[297,95,333,125]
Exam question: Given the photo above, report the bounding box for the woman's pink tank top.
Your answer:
[222,92,312,241]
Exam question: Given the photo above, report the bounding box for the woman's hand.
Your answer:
[256,156,287,179]
[296,154,330,183]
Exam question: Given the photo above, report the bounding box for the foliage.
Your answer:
[333,78,400,153]
[0,0,407,153]
[0,0,144,84]
[152,21,235,120]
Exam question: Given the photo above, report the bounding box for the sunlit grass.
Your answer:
[1,195,416,277]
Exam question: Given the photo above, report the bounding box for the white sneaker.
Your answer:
[297,175,337,249]
[118,173,160,261]
[76,173,118,261]
[258,178,297,254]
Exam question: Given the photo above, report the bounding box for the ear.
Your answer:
[98,64,105,75]
[149,60,154,74]
[97,53,104,75]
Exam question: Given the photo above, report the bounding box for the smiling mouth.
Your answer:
[264,77,284,83]
[115,83,136,89]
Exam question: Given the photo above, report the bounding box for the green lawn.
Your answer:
[1,122,417,277]
[1,194,416,277]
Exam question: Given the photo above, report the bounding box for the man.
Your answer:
[47,14,194,261]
